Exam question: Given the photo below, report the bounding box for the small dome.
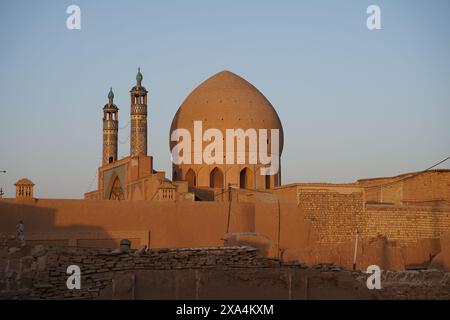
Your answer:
[14,178,34,186]
[103,103,118,111]
[130,85,147,92]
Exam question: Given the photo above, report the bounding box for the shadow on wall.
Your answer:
[0,200,116,248]
[0,198,257,250]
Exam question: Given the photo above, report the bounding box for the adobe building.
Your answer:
[1,69,450,272]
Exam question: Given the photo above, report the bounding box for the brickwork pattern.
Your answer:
[298,189,365,244]
[298,188,450,246]
[365,205,450,245]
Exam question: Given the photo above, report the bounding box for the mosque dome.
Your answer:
[170,70,284,152]
[169,71,284,191]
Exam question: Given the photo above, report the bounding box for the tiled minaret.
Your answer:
[102,88,119,165]
[130,68,148,157]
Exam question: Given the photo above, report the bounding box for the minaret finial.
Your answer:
[108,87,114,104]
[136,67,143,85]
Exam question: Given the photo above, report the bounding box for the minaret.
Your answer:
[130,68,148,157]
[102,88,119,165]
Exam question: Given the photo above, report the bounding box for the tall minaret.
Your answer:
[130,68,148,157]
[102,88,119,165]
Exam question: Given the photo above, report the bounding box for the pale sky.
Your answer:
[0,0,449,198]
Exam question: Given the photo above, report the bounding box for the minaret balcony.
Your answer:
[103,121,118,129]
[131,104,147,115]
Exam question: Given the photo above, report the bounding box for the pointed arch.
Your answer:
[239,167,254,189]
[173,169,178,181]
[210,167,224,188]
[109,176,125,200]
[185,168,196,187]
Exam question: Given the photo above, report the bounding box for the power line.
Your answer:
[86,170,98,193]
[363,156,450,190]
[194,156,450,196]
[85,157,102,193]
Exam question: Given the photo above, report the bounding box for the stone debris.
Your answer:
[0,236,449,300]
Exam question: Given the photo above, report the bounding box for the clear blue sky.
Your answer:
[0,0,449,198]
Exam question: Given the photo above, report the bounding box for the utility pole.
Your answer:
[277,200,281,260]
[226,184,238,233]
[226,184,232,233]
[353,227,359,271]
[0,170,6,199]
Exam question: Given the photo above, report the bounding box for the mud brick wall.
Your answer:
[401,171,450,204]
[361,171,450,205]
[298,189,365,244]
[365,205,450,245]
[297,188,450,246]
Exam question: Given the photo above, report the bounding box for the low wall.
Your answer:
[1,240,449,300]
[2,197,450,272]
[0,199,255,249]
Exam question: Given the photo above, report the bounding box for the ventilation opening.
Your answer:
[186,169,196,187]
[265,175,271,190]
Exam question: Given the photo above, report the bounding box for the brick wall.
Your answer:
[402,171,450,204]
[360,170,450,205]
[365,204,450,245]
[298,188,365,244]
[296,186,450,246]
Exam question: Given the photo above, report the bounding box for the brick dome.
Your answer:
[170,70,283,152]
[169,71,283,191]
